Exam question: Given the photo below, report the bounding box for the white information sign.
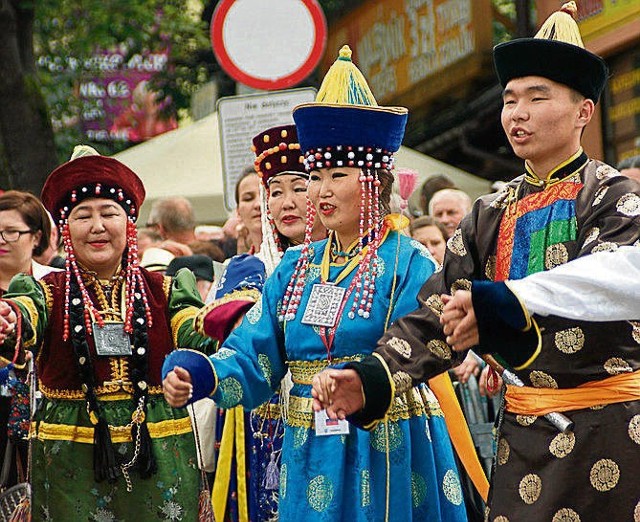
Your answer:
[217,88,316,212]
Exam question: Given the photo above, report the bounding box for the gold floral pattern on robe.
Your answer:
[447,229,467,256]
[518,473,542,504]
[554,327,585,354]
[549,431,575,458]
[589,459,620,492]
[545,243,569,269]
[307,475,334,512]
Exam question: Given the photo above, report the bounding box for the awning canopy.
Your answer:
[114,112,492,225]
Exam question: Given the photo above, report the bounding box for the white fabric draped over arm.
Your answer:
[506,247,640,321]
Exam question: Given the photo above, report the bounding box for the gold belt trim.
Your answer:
[286,387,443,428]
[39,383,164,400]
[33,416,192,444]
[288,356,366,385]
[253,401,281,419]
[506,369,640,416]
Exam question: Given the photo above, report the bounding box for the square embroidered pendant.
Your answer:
[301,284,347,327]
[93,322,133,356]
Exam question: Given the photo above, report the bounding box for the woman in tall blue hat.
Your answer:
[163,46,470,521]
[0,146,215,520]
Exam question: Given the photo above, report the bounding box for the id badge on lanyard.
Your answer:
[300,283,352,436]
[301,283,346,328]
[314,408,350,436]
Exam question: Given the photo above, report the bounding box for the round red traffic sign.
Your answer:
[211,0,327,91]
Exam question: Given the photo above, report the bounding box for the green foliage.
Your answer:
[33,0,213,158]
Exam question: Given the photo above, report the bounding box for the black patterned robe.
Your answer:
[350,152,640,521]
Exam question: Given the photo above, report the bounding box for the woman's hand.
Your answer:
[0,301,17,344]
[452,352,481,384]
[162,366,193,407]
[311,369,364,420]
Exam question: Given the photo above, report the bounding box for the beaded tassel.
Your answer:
[348,169,383,320]
[348,172,369,319]
[363,172,382,318]
[124,219,153,333]
[280,196,316,322]
[61,220,103,339]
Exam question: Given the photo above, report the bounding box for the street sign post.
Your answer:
[217,88,316,212]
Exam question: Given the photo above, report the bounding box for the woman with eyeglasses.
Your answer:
[0,191,57,291]
[0,191,60,491]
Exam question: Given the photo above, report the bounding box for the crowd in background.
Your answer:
[2,151,639,495]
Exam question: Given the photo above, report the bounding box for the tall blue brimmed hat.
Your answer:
[493,1,608,103]
[293,45,408,171]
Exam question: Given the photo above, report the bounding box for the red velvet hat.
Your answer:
[251,124,306,187]
[42,154,146,222]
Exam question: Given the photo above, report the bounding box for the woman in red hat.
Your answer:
[194,124,325,522]
[0,147,214,520]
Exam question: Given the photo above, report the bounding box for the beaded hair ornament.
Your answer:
[52,146,152,341]
[252,124,307,276]
[286,45,408,322]
[41,145,156,483]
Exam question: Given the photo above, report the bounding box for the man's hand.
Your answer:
[162,366,193,407]
[0,301,17,344]
[311,369,364,420]
[440,291,479,351]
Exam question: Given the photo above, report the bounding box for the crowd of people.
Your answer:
[0,3,639,521]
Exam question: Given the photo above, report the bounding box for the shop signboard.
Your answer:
[323,0,493,108]
[38,48,177,143]
[606,46,640,162]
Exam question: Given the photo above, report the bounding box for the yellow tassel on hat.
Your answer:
[70,144,100,161]
[535,1,584,48]
[315,45,378,107]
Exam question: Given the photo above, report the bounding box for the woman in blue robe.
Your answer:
[163,46,469,521]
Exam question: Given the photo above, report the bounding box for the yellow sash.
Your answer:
[212,406,248,522]
[505,370,640,416]
[428,372,490,502]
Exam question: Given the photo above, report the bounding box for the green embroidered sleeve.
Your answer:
[168,268,217,354]
[2,274,50,359]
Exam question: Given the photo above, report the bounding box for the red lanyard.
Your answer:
[318,279,358,362]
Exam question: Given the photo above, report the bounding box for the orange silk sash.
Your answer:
[505,370,640,416]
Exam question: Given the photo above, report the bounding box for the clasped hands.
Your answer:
[311,290,480,420]
[0,300,17,345]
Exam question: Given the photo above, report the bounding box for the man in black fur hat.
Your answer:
[312,3,640,520]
